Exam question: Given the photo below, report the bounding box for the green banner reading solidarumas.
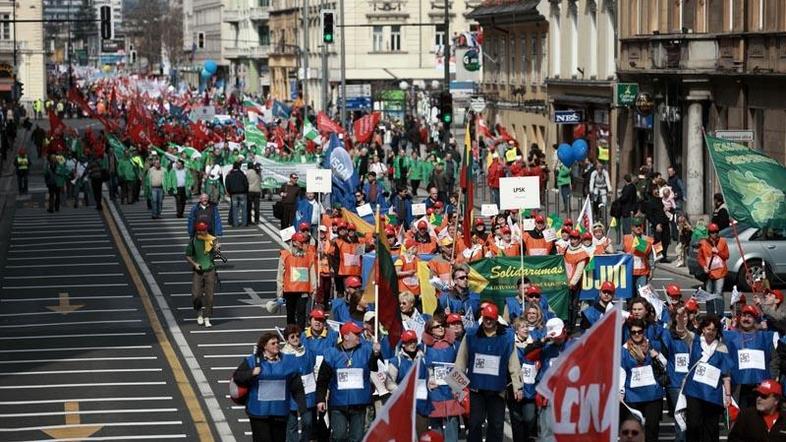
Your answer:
[468,256,569,320]
[705,135,786,230]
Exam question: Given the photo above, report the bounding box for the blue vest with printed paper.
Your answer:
[723,329,776,386]
[245,354,299,417]
[683,338,732,406]
[466,329,514,392]
[515,345,538,399]
[287,348,317,411]
[390,353,432,416]
[662,332,692,389]
[425,344,458,402]
[621,346,665,403]
[323,342,374,407]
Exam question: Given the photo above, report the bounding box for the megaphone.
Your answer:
[266,298,285,313]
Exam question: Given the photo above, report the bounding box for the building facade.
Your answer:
[617,0,786,217]
[267,0,299,102]
[223,0,271,96]
[547,0,617,184]
[183,0,230,86]
[469,0,550,157]
[5,0,46,106]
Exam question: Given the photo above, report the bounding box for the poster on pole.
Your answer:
[307,169,332,193]
[499,176,541,210]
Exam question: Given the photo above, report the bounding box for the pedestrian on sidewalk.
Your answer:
[225,161,249,227]
[44,154,67,212]
[13,148,29,194]
[186,221,217,328]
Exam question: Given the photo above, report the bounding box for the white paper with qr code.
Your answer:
[738,349,766,371]
[473,354,500,376]
[336,368,364,390]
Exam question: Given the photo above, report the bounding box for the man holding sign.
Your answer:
[454,304,523,442]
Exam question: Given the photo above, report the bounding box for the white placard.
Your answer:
[307,169,332,194]
[356,203,373,218]
[481,204,499,217]
[326,320,341,332]
[412,203,427,216]
[543,228,557,242]
[521,218,536,231]
[499,176,541,210]
[280,226,296,242]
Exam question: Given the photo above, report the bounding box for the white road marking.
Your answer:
[182,315,286,321]
[1,283,129,289]
[0,368,163,375]
[0,381,167,389]
[0,396,173,405]
[152,257,277,264]
[0,295,134,303]
[189,328,275,334]
[171,290,275,297]
[0,319,142,329]
[6,254,116,261]
[3,273,124,280]
[0,357,158,364]
[7,246,114,253]
[10,239,110,246]
[163,279,274,285]
[0,420,183,432]
[0,332,144,340]
[0,345,152,354]
[4,262,120,269]
[0,408,178,417]
[157,269,275,275]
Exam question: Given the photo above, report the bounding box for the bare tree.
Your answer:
[124,0,165,69]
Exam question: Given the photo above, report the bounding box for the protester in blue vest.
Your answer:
[679,314,733,442]
[362,171,387,210]
[385,330,432,433]
[423,315,462,441]
[280,325,317,442]
[580,281,616,331]
[723,304,780,408]
[315,321,382,442]
[436,265,481,320]
[388,185,413,230]
[503,279,554,323]
[662,305,694,442]
[508,316,544,442]
[331,278,366,327]
[454,303,522,442]
[622,297,665,353]
[620,318,667,442]
[233,332,307,442]
[301,309,339,356]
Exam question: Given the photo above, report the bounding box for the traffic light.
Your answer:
[12,81,22,101]
[100,6,112,40]
[439,91,453,124]
[321,10,335,44]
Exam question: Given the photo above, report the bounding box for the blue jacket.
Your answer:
[293,197,317,229]
[662,331,692,389]
[438,290,481,319]
[302,327,340,357]
[246,354,301,417]
[362,181,387,210]
[331,299,364,328]
[723,329,777,386]
[425,343,459,403]
[620,345,665,403]
[515,345,539,399]
[683,337,733,406]
[286,348,317,410]
[388,194,413,229]
[389,352,432,416]
[187,202,224,237]
[539,339,576,383]
[465,327,515,392]
[320,342,375,407]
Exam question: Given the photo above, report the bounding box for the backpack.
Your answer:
[229,356,257,405]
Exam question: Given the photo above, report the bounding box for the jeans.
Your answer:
[249,416,287,442]
[467,390,505,442]
[284,292,309,329]
[247,192,260,224]
[538,404,556,442]
[686,396,723,442]
[150,187,163,217]
[91,178,103,209]
[491,187,500,207]
[507,397,536,442]
[667,388,686,442]
[428,416,459,442]
[286,409,314,442]
[231,193,247,227]
[559,185,571,212]
[628,399,662,442]
[621,216,632,235]
[705,278,725,317]
[175,187,187,217]
[192,269,216,317]
[329,407,366,442]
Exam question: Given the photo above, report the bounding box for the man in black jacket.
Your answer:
[225,162,249,227]
[729,379,786,442]
[618,174,639,235]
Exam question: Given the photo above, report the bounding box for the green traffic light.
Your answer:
[324,34,333,43]
[442,114,452,123]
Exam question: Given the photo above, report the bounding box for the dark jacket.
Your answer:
[712,204,730,231]
[641,194,669,227]
[224,169,249,195]
[728,408,786,442]
[667,175,685,201]
[619,183,638,218]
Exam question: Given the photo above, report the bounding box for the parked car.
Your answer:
[687,223,786,291]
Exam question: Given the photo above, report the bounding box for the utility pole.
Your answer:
[302,0,309,113]
[339,0,346,126]
[442,0,450,153]
[320,0,328,112]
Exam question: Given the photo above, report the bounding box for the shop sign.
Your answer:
[553,110,584,124]
[616,83,639,106]
[462,49,481,71]
[634,92,655,116]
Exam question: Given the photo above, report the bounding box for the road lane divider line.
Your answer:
[103,199,230,442]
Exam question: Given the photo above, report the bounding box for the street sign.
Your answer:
[553,110,584,124]
[616,83,639,106]
[339,84,372,98]
[341,96,372,110]
[715,129,755,143]
[470,96,486,113]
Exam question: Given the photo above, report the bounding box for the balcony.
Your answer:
[620,32,786,76]
[250,7,269,21]
[224,7,242,22]
[224,46,251,59]
[251,45,270,58]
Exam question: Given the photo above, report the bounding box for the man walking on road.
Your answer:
[188,193,224,238]
[277,232,317,329]
[146,159,165,219]
[225,162,249,227]
[280,173,302,229]
[186,221,217,328]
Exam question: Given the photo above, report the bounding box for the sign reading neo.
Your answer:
[553,110,584,124]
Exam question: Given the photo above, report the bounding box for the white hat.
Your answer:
[546,318,565,338]
[363,311,376,323]
[318,225,328,232]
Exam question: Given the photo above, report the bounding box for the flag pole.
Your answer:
[520,206,525,277]
[375,204,381,342]
[315,192,321,296]
[452,186,462,263]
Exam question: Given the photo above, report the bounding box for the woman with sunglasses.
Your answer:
[620,318,666,442]
[661,306,693,442]
[680,314,733,442]
[424,315,462,441]
[623,297,666,353]
[508,316,543,442]
[280,325,317,442]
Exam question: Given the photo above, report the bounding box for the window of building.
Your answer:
[434,24,445,48]
[509,35,515,83]
[258,25,270,45]
[531,33,539,84]
[259,0,270,6]
[198,32,205,49]
[499,36,506,82]
[372,26,383,51]
[520,34,527,84]
[390,25,401,51]
[1,15,10,40]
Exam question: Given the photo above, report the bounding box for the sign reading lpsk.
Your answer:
[499,176,541,210]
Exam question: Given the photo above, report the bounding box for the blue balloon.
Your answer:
[200,68,212,81]
[557,143,574,167]
[571,138,589,162]
[204,60,218,74]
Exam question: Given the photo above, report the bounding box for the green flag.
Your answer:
[244,120,267,151]
[68,137,83,160]
[705,135,786,230]
[107,135,128,160]
[303,117,319,142]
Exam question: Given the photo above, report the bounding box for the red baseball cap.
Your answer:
[600,281,615,293]
[742,304,760,318]
[336,220,347,229]
[339,321,363,336]
[501,226,511,234]
[755,379,783,397]
[665,284,682,298]
[475,218,485,226]
[481,303,499,319]
[767,289,784,304]
[685,298,699,313]
[581,232,592,241]
[345,276,362,288]
[385,225,396,236]
[569,229,581,239]
[708,223,720,233]
[195,222,209,232]
[525,285,542,296]
[434,201,444,209]
[446,313,462,324]
[400,330,418,343]
[563,218,573,226]
[298,222,311,232]
[535,215,545,223]
[309,309,327,320]
[291,232,306,243]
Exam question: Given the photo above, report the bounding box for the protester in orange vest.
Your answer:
[430,201,448,232]
[555,226,572,255]
[697,222,730,316]
[334,223,363,297]
[428,238,456,285]
[623,217,653,288]
[412,220,438,254]
[395,243,421,296]
[580,232,594,255]
[592,222,614,255]
[523,215,554,256]
[316,225,335,309]
[385,224,401,252]
[488,225,522,257]
[299,222,317,255]
[458,234,487,263]
[564,229,589,332]
[277,232,317,329]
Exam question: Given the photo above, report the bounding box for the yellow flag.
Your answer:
[609,217,618,228]
[418,261,438,315]
[341,208,375,236]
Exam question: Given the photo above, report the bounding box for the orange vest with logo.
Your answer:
[414,237,437,255]
[396,255,421,295]
[282,250,315,293]
[593,237,612,256]
[428,258,453,283]
[337,239,362,276]
[623,234,653,276]
[563,247,590,281]
[318,239,334,276]
[524,233,553,256]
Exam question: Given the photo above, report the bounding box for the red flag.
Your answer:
[476,116,493,139]
[362,356,418,442]
[317,111,344,135]
[496,123,515,144]
[47,110,76,138]
[353,112,381,144]
[536,308,621,442]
